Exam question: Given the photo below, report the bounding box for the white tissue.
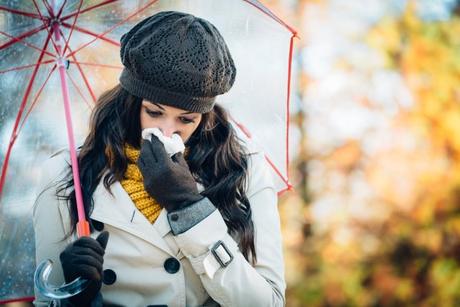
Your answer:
[141,128,185,157]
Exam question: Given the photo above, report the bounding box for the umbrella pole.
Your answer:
[33,2,92,300]
[51,18,89,238]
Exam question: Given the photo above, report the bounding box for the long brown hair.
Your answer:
[57,84,257,263]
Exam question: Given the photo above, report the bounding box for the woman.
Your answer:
[34,11,285,307]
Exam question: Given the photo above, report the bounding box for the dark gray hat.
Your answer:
[119,11,236,113]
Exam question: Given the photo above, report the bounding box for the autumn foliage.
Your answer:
[282,1,460,306]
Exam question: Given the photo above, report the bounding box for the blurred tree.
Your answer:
[283,0,460,306]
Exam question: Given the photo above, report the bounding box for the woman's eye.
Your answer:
[146,110,162,117]
[180,117,195,124]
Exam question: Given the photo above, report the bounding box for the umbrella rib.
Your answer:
[61,0,118,21]
[65,0,159,58]
[64,39,97,103]
[61,0,84,56]
[261,35,298,197]
[66,69,93,109]
[229,117,252,138]
[41,0,55,18]
[18,64,57,134]
[0,60,54,74]
[284,35,295,184]
[0,32,52,200]
[69,60,123,69]
[0,26,53,56]
[61,22,120,47]
[264,155,291,187]
[0,29,54,57]
[228,116,292,191]
[55,0,68,18]
[32,0,60,55]
[0,5,44,20]
[243,0,298,35]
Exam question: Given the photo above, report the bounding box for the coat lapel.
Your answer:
[90,179,174,256]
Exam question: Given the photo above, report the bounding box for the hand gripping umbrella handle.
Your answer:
[34,220,91,300]
[34,259,91,300]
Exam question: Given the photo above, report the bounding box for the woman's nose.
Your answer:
[158,123,177,138]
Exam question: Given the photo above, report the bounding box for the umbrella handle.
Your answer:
[34,215,91,300]
[34,259,90,299]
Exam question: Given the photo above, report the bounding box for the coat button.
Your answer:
[170,213,179,221]
[91,219,104,231]
[163,257,180,274]
[102,269,117,285]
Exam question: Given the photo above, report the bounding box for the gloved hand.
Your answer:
[60,231,109,307]
[137,135,203,212]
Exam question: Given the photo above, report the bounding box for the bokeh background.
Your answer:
[273,0,460,306]
[2,0,460,306]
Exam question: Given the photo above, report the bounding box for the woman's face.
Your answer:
[140,100,202,143]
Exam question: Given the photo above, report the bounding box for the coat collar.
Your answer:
[90,178,174,256]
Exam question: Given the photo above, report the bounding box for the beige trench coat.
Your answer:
[33,148,286,307]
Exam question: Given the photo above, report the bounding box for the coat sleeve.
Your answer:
[33,151,73,306]
[169,151,286,307]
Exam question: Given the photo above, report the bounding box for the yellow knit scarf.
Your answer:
[121,144,162,223]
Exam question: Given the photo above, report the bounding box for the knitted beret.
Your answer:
[119,11,237,113]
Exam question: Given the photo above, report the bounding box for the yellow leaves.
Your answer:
[413,228,442,253]
[443,111,460,152]
[279,193,309,285]
[366,17,401,67]
[401,0,421,32]
[395,278,415,302]
[445,217,460,237]
[372,264,400,298]
[285,1,460,305]
[369,0,460,224]
[430,259,460,304]
[369,4,460,127]
[412,201,436,225]
[403,36,441,73]
[323,140,362,173]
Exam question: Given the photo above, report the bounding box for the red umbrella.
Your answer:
[0,0,297,303]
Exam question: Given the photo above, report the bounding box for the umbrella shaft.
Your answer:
[52,20,89,237]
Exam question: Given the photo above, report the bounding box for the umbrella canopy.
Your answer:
[0,0,296,302]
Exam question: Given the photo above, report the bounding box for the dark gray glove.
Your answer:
[137,135,203,212]
[60,231,109,307]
